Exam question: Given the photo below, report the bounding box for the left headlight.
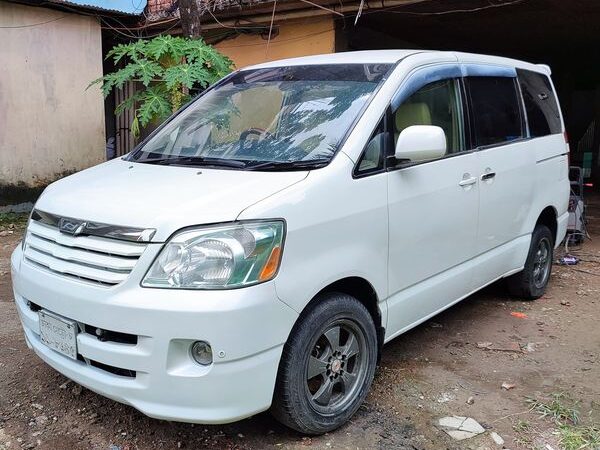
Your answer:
[142,220,285,289]
[21,209,34,250]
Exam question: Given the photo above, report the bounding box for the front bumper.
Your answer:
[10,244,298,424]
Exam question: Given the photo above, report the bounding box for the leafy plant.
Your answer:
[90,35,233,137]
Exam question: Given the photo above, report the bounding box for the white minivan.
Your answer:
[11,50,569,434]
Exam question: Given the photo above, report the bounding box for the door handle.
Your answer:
[481,172,496,181]
[459,176,477,187]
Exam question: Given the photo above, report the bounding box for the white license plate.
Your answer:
[38,310,78,360]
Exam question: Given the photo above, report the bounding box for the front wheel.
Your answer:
[271,292,378,434]
[507,224,554,300]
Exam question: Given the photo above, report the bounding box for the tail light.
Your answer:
[564,131,570,166]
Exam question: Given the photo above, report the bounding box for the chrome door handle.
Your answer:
[481,172,496,181]
[459,177,477,187]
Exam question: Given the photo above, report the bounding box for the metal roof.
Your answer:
[50,0,147,15]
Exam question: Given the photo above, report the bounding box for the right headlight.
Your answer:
[142,220,285,290]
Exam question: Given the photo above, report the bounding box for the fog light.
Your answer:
[190,341,213,366]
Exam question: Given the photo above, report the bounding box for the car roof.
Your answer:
[243,50,551,75]
[244,50,428,69]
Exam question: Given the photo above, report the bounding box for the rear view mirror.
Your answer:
[394,125,447,162]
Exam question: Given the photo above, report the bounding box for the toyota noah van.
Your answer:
[11,50,569,434]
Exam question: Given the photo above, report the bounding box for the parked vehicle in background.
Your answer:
[11,50,569,434]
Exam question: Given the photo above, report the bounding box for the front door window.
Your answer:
[393,79,465,156]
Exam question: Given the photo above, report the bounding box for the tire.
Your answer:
[271,292,378,435]
[507,224,554,300]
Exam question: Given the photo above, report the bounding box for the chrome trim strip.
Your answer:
[27,231,140,259]
[23,257,116,287]
[536,152,568,164]
[25,244,132,274]
[31,210,156,243]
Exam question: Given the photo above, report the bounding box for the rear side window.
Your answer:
[517,69,562,137]
[467,77,524,148]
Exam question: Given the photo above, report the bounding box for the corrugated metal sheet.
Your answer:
[51,0,147,15]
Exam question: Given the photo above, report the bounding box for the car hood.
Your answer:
[36,158,309,241]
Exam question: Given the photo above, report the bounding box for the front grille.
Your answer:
[89,360,136,378]
[23,220,146,286]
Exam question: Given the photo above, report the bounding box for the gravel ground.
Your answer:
[1,195,599,450]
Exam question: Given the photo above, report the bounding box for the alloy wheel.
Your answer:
[532,237,551,288]
[305,319,368,414]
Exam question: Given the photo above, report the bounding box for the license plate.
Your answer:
[38,310,78,360]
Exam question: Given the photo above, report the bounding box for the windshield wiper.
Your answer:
[136,156,248,169]
[247,160,329,171]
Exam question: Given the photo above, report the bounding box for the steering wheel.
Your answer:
[238,128,272,153]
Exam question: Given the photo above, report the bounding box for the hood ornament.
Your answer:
[58,218,87,236]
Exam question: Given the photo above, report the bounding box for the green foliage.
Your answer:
[0,213,29,230]
[526,393,580,425]
[89,35,234,137]
[524,393,600,450]
[559,424,600,450]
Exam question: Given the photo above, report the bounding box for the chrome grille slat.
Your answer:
[28,221,146,257]
[24,218,147,286]
[26,234,136,272]
[24,258,115,286]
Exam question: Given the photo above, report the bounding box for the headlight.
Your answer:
[21,209,34,250]
[142,220,285,289]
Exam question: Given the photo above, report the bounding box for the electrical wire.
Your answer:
[297,0,344,17]
[0,15,68,29]
[264,0,277,58]
[382,0,528,15]
[217,27,333,49]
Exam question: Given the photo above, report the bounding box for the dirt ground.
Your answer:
[1,196,599,450]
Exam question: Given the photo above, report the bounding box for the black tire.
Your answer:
[271,292,378,435]
[507,224,554,300]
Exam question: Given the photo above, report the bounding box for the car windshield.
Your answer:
[128,63,392,169]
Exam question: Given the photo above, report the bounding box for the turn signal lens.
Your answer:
[259,246,282,281]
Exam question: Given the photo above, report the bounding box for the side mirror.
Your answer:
[395,125,447,162]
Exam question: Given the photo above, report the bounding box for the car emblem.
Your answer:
[58,218,87,236]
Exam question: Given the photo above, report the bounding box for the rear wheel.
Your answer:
[271,292,378,435]
[507,224,554,300]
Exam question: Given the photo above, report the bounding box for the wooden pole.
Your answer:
[179,0,202,38]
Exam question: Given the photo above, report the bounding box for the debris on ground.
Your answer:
[524,342,538,352]
[466,396,475,405]
[511,312,528,319]
[476,341,523,353]
[501,382,516,390]
[558,255,579,265]
[71,383,83,396]
[438,416,485,440]
[490,431,505,446]
[436,392,456,403]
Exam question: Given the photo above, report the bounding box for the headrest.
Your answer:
[395,103,432,132]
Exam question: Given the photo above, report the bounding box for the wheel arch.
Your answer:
[536,205,558,245]
[301,276,385,361]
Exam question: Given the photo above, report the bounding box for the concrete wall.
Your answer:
[214,16,335,69]
[0,2,105,198]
